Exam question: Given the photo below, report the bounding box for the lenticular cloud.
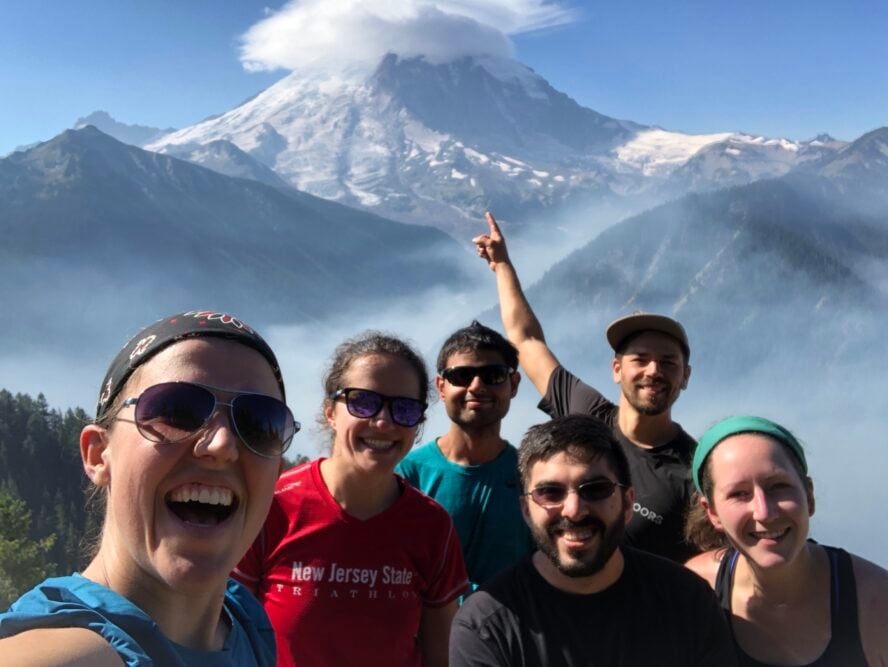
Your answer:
[239,0,578,72]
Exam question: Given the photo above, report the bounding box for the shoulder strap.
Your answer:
[821,546,868,664]
[713,548,739,611]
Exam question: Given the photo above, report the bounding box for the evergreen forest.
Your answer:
[0,390,89,609]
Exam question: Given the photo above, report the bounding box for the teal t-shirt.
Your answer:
[0,575,276,666]
[396,440,532,589]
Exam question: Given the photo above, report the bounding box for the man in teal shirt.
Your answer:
[397,321,532,589]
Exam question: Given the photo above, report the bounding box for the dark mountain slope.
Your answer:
[0,126,475,352]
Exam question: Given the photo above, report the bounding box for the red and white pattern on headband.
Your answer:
[129,335,157,361]
[99,378,113,405]
[181,311,256,334]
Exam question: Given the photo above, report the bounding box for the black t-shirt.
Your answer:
[450,548,738,667]
[538,365,696,562]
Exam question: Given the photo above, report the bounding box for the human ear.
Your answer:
[81,424,112,487]
[323,402,336,430]
[509,371,520,398]
[681,364,691,390]
[611,357,622,384]
[805,477,815,517]
[519,496,531,526]
[435,374,446,399]
[622,487,635,525]
[701,495,724,532]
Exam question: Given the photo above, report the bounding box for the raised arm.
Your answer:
[473,212,560,395]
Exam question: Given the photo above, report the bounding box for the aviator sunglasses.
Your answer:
[525,479,628,509]
[118,381,299,458]
[439,364,513,387]
[331,388,427,427]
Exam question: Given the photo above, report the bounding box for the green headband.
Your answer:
[692,416,808,494]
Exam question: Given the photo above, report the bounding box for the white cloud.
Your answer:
[239,0,579,72]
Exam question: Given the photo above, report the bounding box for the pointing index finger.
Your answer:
[485,211,501,237]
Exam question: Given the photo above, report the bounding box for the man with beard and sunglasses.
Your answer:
[397,321,532,591]
[450,416,736,667]
[474,212,696,563]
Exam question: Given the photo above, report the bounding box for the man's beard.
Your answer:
[624,380,677,416]
[532,510,627,578]
[447,398,507,431]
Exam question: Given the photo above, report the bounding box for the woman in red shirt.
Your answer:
[236,331,469,667]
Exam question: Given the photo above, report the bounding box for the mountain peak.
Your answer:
[72,111,175,147]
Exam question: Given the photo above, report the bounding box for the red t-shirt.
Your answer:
[234,458,469,667]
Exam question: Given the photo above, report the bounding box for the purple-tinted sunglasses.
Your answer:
[331,388,426,427]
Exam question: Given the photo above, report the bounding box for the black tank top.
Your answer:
[714,545,868,666]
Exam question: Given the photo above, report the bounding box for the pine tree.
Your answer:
[0,489,56,609]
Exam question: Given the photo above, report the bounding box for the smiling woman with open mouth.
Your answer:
[0,311,300,666]
[234,331,469,667]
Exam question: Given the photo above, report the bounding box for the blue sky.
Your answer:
[3,0,887,155]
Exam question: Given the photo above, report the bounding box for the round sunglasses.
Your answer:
[525,479,627,509]
[439,364,513,387]
[118,381,299,458]
[331,388,426,427]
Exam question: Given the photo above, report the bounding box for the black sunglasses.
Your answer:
[439,364,513,387]
[331,388,426,427]
[525,479,627,509]
[119,381,299,458]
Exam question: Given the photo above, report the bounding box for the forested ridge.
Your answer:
[0,389,90,608]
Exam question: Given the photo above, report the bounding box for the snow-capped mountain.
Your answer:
[161,139,292,189]
[148,54,845,234]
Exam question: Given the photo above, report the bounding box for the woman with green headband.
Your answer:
[684,416,887,667]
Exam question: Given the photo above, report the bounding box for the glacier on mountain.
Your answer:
[146,53,845,234]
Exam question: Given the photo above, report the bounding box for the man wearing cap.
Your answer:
[474,213,696,561]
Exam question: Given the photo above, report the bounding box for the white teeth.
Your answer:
[362,438,395,450]
[168,484,233,506]
[752,528,788,539]
[561,530,594,541]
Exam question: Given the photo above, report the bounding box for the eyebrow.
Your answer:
[533,475,613,487]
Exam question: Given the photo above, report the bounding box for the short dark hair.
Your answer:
[517,415,631,490]
[436,320,518,372]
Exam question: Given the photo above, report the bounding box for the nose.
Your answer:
[369,401,397,428]
[560,489,589,521]
[643,360,662,377]
[192,406,240,463]
[467,374,486,392]
[751,486,776,522]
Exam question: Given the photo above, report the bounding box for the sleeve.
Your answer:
[449,615,509,667]
[690,578,740,667]
[537,365,614,420]
[422,513,470,607]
